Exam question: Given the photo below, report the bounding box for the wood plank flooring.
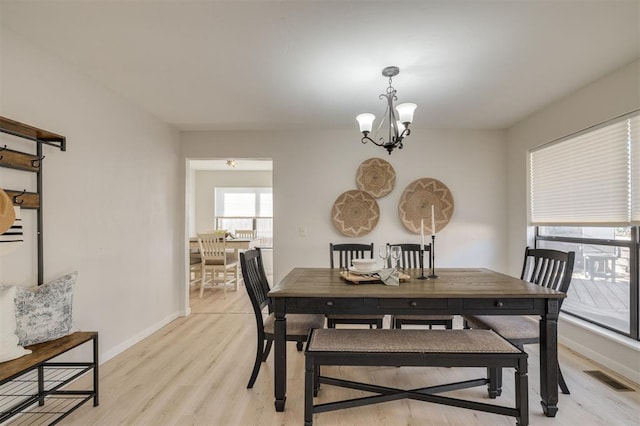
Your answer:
[55,284,640,425]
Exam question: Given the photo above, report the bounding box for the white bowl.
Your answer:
[351,259,378,272]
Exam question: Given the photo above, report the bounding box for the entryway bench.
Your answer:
[0,331,99,425]
[304,328,528,426]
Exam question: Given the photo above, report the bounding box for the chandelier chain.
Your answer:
[386,76,395,94]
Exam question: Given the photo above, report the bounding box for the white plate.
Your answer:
[348,266,381,275]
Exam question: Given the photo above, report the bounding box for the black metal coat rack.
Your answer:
[0,116,66,285]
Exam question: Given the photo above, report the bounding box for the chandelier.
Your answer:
[356,66,417,155]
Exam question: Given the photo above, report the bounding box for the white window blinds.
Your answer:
[529,112,639,226]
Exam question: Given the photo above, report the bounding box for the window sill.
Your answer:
[560,313,639,350]
[559,313,640,383]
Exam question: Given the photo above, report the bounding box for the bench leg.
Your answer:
[305,356,314,426]
[487,367,503,398]
[516,357,529,426]
[37,366,45,406]
[93,334,100,406]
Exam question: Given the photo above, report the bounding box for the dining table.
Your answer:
[267,267,565,417]
[188,237,254,253]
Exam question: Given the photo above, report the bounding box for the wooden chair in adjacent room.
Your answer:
[464,246,576,395]
[327,243,385,329]
[197,232,238,298]
[189,252,202,287]
[240,248,325,388]
[387,243,454,329]
[235,229,257,240]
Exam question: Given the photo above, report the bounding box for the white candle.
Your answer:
[420,218,425,248]
[431,205,436,236]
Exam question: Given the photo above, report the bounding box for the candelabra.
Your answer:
[417,247,428,280]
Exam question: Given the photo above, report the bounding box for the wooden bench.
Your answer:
[304,329,528,426]
[0,331,99,425]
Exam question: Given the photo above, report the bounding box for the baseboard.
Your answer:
[560,315,640,385]
[100,311,181,364]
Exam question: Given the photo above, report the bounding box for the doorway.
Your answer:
[186,158,273,312]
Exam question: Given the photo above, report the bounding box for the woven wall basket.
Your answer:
[398,178,455,234]
[331,190,380,237]
[356,157,396,198]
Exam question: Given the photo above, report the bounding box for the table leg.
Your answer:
[539,299,560,417]
[274,298,287,411]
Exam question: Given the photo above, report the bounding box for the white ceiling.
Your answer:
[1,1,638,132]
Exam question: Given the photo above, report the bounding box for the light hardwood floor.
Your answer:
[58,283,639,425]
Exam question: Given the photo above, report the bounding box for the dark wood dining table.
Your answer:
[268,267,565,417]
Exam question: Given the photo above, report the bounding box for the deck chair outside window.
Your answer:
[327,243,384,329]
[197,232,238,298]
[464,246,576,396]
[386,243,454,329]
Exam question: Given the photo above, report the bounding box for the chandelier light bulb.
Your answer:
[356,113,376,133]
[396,103,417,124]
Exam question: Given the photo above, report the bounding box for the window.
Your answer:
[536,226,636,336]
[214,187,273,247]
[529,111,639,340]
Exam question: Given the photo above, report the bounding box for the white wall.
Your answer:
[181,128,508,284]
[193,170,272,235]
[506,59,640,382]
[0,27,182,361]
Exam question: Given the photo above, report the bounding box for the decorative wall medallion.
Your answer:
[356,157,396,198]
[331,190,380,237]
[398,178,455,234]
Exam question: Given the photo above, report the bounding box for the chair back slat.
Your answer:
[329,243,374,269]
[241,249,272,326]
[521,247,575,303]
[386,243,431,269]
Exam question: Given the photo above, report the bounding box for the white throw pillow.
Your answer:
[14,272,77,346]
[0,285,31,363]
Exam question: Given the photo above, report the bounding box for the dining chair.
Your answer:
[189,253,202,287]
[464,246,576,395]
[232,229,257,284]
[240,248,325,388]
[327,243,384,329]
[235,229,257,239]
[387,243,454,330]
[197,232,239,298]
